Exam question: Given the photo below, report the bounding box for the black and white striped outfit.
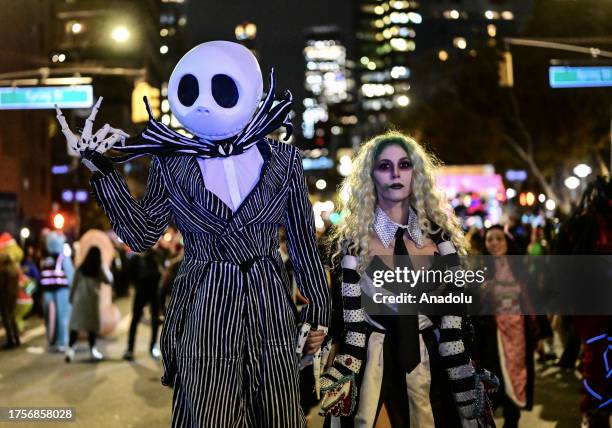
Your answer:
[323,207,496,427]
[90,138,331,427]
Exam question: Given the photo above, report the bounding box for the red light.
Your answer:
[53,213,65,230]
[519,193,527,207]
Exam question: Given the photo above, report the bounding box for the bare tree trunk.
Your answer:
[503,135,571,214]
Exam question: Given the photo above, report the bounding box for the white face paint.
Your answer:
[167,41,263,141]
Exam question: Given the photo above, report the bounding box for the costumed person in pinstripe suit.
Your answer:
[320,132,498,427]
[55,41,331,427]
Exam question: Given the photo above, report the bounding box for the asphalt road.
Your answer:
[0,297,585,427]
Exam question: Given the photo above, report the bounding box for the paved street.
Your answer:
[1,299,585,427]
[0,296,171,428]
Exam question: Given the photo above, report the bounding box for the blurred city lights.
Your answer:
[75,190,88,203]
[111,26,130,43]
[20,227,30,240]
[573,164,592,178]
[163,232,172,242]
[338,154,353,177]
[53,213,65,230]
[545,199,557,211]
[160,28,169,37]
[340,186,351,203]
[70,21,82,34]
[63,243,72,258]
[564,176,580,190]
[160,45,169,54]
[61,190,74,203]
[538,193,546,203]
[395,95,410,107]
[453,37,467,50]
[438,50,449,61]
[315,179,327,190]
[484,10,495,20]
[526,192,535,206]
[52,165,70,175]
[487,24,497,37]
[501,11,514,20]
[506,188,517,199]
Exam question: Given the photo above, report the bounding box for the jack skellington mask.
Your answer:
[168,41,263,141]
[112,40,293,162]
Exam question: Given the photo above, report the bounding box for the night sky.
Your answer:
[185,0,353,121]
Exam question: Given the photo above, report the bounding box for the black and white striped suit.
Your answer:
[90,138,331,427]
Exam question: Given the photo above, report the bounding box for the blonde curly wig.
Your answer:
[330,131,468,268]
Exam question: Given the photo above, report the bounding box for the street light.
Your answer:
[315,179,327,190]
[20,227,30,240]
[573,164,592,178]
[111,26,130,43]
[70,21,82,34]
[564,176,580,190]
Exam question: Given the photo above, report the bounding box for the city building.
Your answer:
[0,1,187,236]
[354,0,418,113]
[0,1,53,235]
[416,0,533,63]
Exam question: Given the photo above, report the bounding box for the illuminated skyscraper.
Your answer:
[302,27,353,145]
[355,1,420,112]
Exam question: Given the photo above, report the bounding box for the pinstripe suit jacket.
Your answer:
[91,137,330,324]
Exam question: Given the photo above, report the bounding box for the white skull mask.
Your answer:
[167,41,263,141]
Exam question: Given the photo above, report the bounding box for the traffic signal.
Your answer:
[53,213,66,230]
[132,81,160,123]
[498,51,514,87]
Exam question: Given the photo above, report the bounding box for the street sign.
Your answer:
[549,66,612,88]
[0,85,94,109]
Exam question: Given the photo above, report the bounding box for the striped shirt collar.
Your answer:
[373,206,424,249]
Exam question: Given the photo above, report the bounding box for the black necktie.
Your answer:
[394,227,421,373]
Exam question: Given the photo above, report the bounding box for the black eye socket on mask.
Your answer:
[177,74,199,107]
[211,74,239,108]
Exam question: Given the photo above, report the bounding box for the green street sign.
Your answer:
[0,85,94,109]
[549,66,612,88]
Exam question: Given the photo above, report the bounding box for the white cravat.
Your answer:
[196,145,264,212]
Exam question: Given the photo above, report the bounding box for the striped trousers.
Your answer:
[162,257,306,427]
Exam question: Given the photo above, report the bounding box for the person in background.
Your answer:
[477,225,538,428]
[22,243,42,317]
[40,231,74,352]
[123,245,164,361]
[0,233,35,333]
[65,246,111,362]
[0,253,20,349]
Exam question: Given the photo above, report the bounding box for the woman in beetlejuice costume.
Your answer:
[56,41,330,427]
[320,132,499,428]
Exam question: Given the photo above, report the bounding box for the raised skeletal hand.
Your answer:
[55,97,130,174]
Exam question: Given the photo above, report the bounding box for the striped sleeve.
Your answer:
[438,315,477,418]
[284,148,331,327]
[90,156,172,253]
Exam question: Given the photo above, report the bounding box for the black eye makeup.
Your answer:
[399,158,412,169]
[376,160,392,171]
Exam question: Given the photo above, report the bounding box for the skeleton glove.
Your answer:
[55,97,129,175]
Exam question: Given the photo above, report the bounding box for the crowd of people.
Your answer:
[0,227,184,364]
[1,143,610,427]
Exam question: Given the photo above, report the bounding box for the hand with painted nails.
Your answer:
[55,97,130,174]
